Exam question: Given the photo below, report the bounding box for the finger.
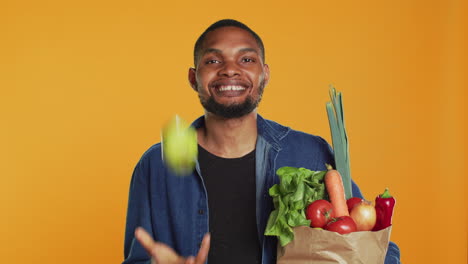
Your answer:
[194,233,210,263]
[185,256,195,264]
[135,227,184,263]
[135,227,157,253]
[152,242,184,263]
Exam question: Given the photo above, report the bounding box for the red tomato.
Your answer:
[325,216,357,234]
[346,197,363,214]
[306,200,334,228]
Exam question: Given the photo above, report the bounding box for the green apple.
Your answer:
[161,115,198,176]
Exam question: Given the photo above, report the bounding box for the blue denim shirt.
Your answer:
[123,115,400,264]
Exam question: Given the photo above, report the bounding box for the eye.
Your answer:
[205,59,221,64]
[242,57,255,63]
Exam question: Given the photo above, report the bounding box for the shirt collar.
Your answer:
[190,114,290,150]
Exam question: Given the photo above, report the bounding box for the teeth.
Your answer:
[218,85,245,91]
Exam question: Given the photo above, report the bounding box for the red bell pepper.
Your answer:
[372,188,395,231]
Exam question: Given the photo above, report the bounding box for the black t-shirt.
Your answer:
[198,145,261,264]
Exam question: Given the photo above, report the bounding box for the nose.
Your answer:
[218,61,240,77]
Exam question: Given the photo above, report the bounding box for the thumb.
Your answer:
[194,233,210,263]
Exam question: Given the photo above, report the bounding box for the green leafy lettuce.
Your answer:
[264,167,328,246]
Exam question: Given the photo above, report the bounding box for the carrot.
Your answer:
[325,164,349,217]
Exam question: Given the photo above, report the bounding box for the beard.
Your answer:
[198,79,266,119]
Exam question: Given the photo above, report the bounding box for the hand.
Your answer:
[135,227,210,264]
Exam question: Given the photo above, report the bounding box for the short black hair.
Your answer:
[193,19,265,66]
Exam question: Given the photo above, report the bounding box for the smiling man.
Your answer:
[122,19,401,264]
[188,25,269,160]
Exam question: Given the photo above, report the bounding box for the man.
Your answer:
[123,19,401,264]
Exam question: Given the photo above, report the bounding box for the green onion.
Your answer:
[326,86,352,199]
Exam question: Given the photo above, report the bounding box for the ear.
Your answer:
[188,67,198,91]
[263,64,270,86]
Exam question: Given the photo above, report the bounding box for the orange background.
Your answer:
[1,0,466,263]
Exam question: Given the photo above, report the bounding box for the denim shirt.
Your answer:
[123,115,400,264]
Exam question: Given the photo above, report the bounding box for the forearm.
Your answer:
[384,241,401,264]
[123,160,153,264]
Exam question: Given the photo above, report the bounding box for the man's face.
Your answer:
[189,26,270,119]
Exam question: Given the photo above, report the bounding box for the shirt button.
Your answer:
[198,209,204,215]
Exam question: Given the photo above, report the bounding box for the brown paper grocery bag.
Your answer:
[277,226,392,264]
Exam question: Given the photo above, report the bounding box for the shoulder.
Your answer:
[277,121,324,141]
[261,117,331,150]
[135,143,163,169]
[262,118,334,170]
[282,127,333,158]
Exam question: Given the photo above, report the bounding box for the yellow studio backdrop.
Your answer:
[1,0,466,263]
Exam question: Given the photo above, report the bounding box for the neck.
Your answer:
[197,111,258,158]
